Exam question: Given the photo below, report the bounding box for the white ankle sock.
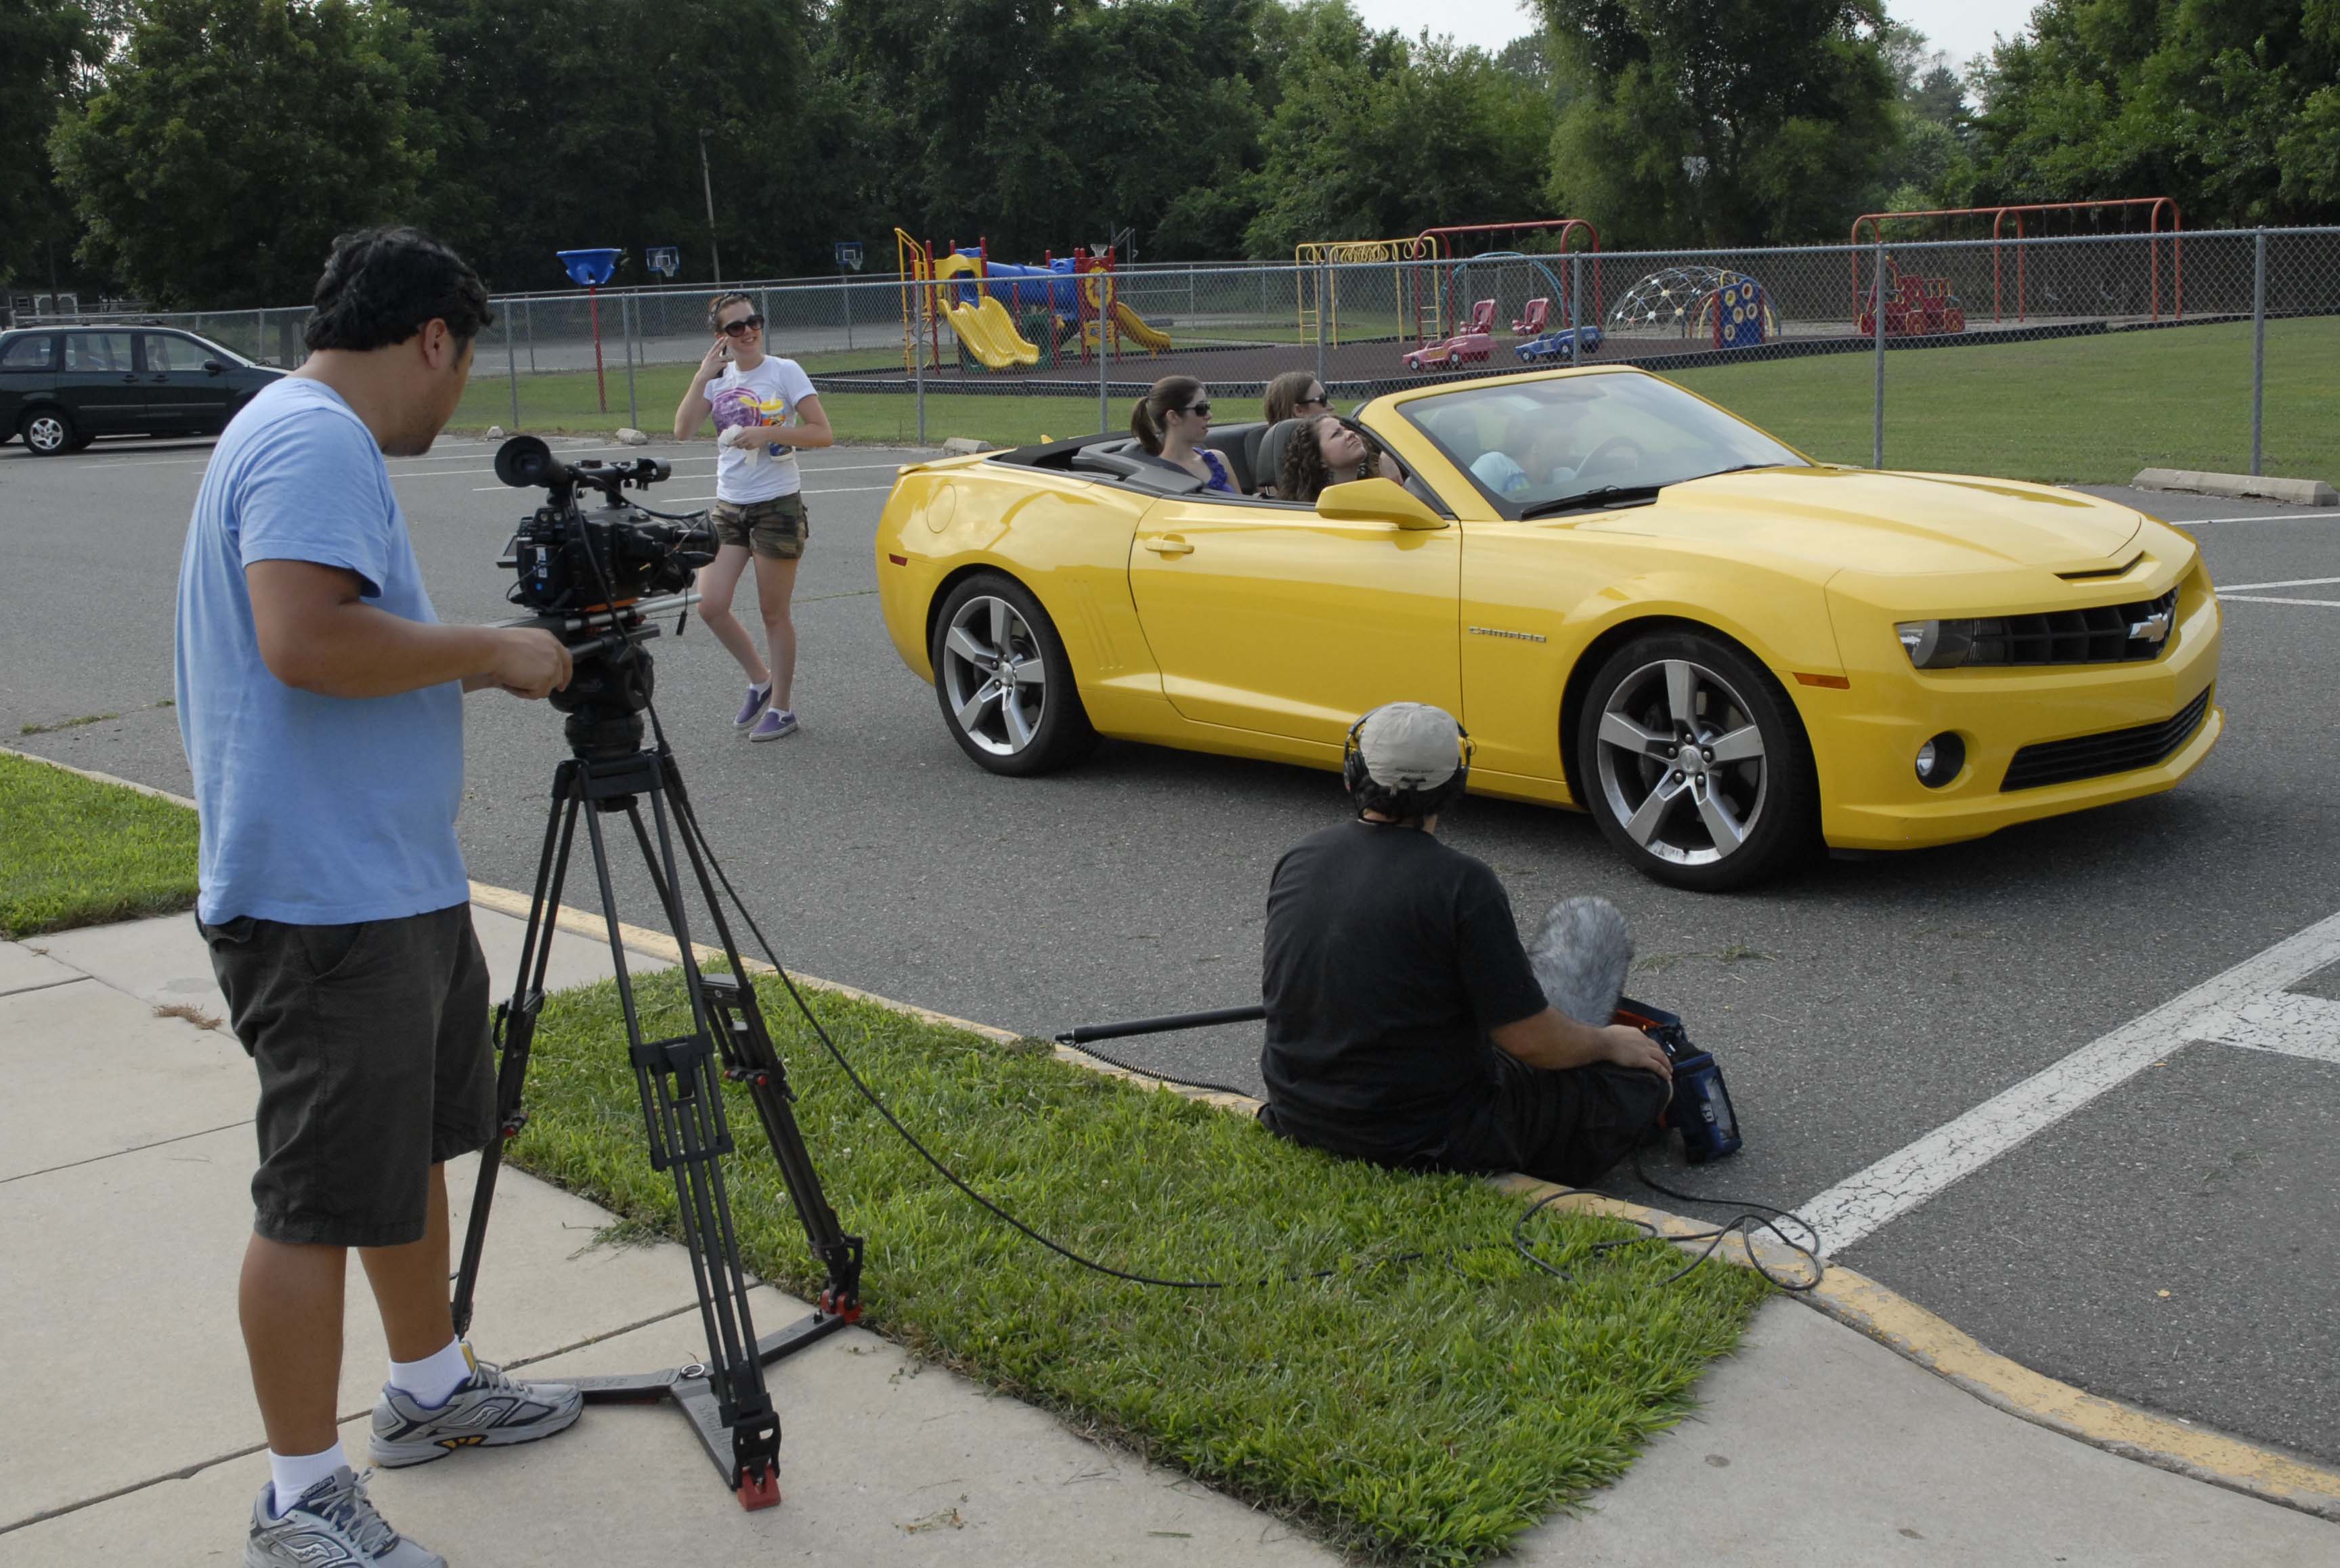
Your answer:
[267,1441,347,1517]
[388,1337,473,1408]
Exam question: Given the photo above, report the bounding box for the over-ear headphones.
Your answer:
[1343,705,1474,819]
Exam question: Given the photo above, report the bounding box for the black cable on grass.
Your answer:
[1053,1037,1253,1099]
[1512,1156,1827,1294]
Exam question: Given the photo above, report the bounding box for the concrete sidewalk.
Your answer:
[3,910,2335,1565]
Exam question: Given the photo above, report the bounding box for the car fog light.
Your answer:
[1915,732,1964,787]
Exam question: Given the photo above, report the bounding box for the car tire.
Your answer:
[20,408,76,456]
[1574,629,1818,892]
[930,571,1097,778]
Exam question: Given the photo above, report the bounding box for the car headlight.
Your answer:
[1896,619,1981,670]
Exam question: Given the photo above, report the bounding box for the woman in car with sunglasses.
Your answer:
[675,290,833,742]
[1130,375,1237,494]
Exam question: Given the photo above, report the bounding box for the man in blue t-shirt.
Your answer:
[177,228,581,1568]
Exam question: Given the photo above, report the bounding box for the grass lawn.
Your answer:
[0,751,201,939]
[456,315,2340,485]
[514,970,1767,1564]
[7,751,1767,1561]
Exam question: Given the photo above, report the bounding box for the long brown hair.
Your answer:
[1263,370,1318,426]
[1130,375,1204,454]
[1280,414,1385,504]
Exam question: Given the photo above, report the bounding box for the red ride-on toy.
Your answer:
[1403,299,1498,370]
[1859,261,1967,337]
[1512,297,1550,336]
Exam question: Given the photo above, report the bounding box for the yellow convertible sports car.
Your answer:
[872,366,2222,890]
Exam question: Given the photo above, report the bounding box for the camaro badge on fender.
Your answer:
[1468,626,1548,643]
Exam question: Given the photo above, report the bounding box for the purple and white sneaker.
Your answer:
[748,707,800,742]
[734,682,773,729]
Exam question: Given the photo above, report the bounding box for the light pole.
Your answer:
[698,129,724,284]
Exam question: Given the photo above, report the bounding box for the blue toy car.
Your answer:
[1514,325,1604,364]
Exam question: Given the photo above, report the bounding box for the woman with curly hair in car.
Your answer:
[1278,412,1402,504]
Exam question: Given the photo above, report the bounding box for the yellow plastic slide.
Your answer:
[944,295,1040,369]
[1112,301,1172,352]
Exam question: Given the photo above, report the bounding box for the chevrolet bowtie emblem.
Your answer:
[2129,609,2173,644]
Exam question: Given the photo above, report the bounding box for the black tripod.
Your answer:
[450,639,863,1510]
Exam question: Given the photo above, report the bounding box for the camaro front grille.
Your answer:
[1957,586,2181,666]
[1999,687,2211,791]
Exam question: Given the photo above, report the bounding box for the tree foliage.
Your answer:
[1968,0,2340,226]
[51,0,437,307]
[1,0,102,288]
[1535,0,1903,246]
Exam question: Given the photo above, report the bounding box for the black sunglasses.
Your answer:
[1296,392,1329,408]
[720,315,765,336]
[1179,401,1212,418]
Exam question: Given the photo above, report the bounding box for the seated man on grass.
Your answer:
[1258,703,1672,1185]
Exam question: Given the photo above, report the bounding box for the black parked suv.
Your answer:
[0,325,285,454]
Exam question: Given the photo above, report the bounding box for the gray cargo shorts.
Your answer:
[200,902,495,1248]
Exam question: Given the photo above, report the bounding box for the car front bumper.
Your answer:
[1809,561,2224,850]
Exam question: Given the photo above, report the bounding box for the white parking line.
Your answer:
[2220,596,2340,608]
[2216,576,2340,592]
[2173,510,2340,527]
[1795,909,2340,1255]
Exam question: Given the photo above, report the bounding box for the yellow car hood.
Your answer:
[1576,466,2144,578]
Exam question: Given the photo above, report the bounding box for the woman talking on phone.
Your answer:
[674,291,833,741]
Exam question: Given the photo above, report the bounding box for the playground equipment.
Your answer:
[894,230,1169,373]
[555,247,621,412]
[1515,325,1604,364]
[1402,299,1496,370]
[1513,297,1549,336]
[1607,266,1778,346]
[1857,257,1965,338]
[1297,218,1599,349]
[1850,198,2182,324]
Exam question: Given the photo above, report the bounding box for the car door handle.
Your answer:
[1141,536,1194,557]
[121,374,139,383]
[150,374,168,382]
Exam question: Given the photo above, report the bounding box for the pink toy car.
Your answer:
[1403,332,1494,370]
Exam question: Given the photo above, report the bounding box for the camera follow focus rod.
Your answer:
[452,439,863,1511]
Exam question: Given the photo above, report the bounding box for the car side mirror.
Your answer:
[204,360,225,374]
[1315,477,1447,531]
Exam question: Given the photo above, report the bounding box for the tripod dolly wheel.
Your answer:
[737,1462,783,1511]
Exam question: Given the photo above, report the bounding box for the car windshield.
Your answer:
[1400,372,1806,518]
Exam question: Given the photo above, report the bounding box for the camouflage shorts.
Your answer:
[711,492,811,560]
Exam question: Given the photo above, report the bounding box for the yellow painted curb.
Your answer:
[16,747,2339,1523]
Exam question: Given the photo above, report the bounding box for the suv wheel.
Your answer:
[20,408,77,456]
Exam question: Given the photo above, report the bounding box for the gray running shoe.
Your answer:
[368,1348,582,1468]
[246,1466,443,1567]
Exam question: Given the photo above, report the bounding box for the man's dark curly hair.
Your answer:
[1349,775,1446,823]
[304,227,493,353]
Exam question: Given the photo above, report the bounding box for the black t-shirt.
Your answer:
[1258,821,1551,1162]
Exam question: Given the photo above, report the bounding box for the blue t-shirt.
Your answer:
[175,378,468,925]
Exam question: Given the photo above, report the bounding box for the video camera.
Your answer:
[492,434,718,754]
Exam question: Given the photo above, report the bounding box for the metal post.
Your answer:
[1314,260,1328,387]
[1569,254,1582,362]
[697,131,723,284]
[2251,229,2267,476]
[526,298,536,374]
[841,269,853,350]
[1871,239,1887,471]
[913,288,928,446]
[1098,274,1110,435]
[253,308,264,363]
[624,292,638,430]
[504,304,519,430]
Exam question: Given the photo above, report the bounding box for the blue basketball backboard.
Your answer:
[556,248,621,288]
[834,242,865,272]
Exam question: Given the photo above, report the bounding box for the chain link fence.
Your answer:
[21,230,2338,485]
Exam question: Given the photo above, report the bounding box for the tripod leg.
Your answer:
[588,789,781,1506]
[662,761,865,1317]
[453,760,582,1340]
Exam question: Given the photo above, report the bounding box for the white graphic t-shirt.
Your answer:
[709,356,819,503]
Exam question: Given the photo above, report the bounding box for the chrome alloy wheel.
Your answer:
[1594,657,1769,866]
[23,414,68,454]
[939,594,1049,758]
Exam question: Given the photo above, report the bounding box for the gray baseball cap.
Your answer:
[1354,702,1463,789]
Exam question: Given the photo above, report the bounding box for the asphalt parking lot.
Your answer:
[6,422,2337,1472]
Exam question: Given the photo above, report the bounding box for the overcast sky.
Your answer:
[1348,0,2041,72]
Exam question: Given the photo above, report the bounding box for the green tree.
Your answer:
[1536,0,1903,246]
[51,0,437,307]
[0,0,101,292]
[1968,0,2340,225]
[1243,3,1563,256]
